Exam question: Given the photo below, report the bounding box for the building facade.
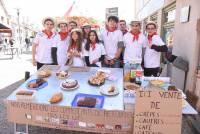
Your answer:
[135,0,200,111]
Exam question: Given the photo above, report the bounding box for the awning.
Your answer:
[0,23,12,33]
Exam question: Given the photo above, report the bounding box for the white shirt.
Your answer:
[33,31,57,64]
[144,35,165,68]
[100,29,123,60]
[84,42,106,67]
[54,34,70,66]
[69,43,85,67]
[123,32,147,63]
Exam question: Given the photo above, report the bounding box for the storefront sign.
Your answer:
[180,6,190,23]
[134,90,182,134]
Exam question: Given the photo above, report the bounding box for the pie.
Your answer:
[37,70,51,78]
[168,86,178,91]
[56,70,68,79]
[150,80,164,87]
[49,92,63,104]
[77,97,97,107]
[62,79,78,89]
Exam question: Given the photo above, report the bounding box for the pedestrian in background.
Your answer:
[32,17,57,70]
[144,21,168,76]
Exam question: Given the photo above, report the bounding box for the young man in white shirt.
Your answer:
[100,16,124,68]
[123,21,147,64]
[51,20,70,66]
[32,17,57,70]
[144,21,168,76]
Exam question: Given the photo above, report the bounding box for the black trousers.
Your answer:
[144,67,160,77]
[37,62,52,70]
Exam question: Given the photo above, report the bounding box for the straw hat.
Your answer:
[130,20,141,26]
[71,28,82,33]
[42,17,55,26]
[82,23,91,28]
[57,20,68,27]
[146,21,157,29]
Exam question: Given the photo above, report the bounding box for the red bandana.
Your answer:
[91,42,96,51]
[42,30,53,39]
[148,32,157,45]
[130,31,141,42]
[59,32,68,41]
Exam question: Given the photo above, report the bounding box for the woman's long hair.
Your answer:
[68,31,83,52]
[85,30,100,51]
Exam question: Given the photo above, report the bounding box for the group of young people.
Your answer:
[32,16,168,77]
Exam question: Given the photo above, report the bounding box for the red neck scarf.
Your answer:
[106,27,117,36]
[42,30,53,39]
[130,31,141,42]
[91,41,96,51]
[59,32,68,41]
[148,32,157,44]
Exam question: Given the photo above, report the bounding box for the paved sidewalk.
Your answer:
[0,51,36,89]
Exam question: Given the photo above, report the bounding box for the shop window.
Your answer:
[162,2,176,59]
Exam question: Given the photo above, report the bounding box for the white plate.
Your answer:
[60,79,79,91]
[100,85,119,96]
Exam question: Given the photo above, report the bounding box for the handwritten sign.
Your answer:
[133,90,182,134]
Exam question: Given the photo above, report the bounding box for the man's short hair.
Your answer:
[119,20,126,24]
[69,21,78,26]
[108,16,119,23]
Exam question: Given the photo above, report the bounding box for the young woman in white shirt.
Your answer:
[52,20,70,66]
[144,21,168,76]
[66,28,85,67]
[32,17,57,70]
[82,23,91,44]
[84,30,105,67]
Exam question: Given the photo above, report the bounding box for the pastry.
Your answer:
[125,83,140,91]
[108,85,115,93]
[88,71,105,86]
[62,79,78,88]
[56,70,68,79]
[28,79,45,88]
[77,97,97,107]
[37,70,51,78]
[49,92,63,104]
[16,90,34,96]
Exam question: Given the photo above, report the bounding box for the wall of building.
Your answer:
[172,0,200,94]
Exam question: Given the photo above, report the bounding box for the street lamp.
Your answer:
[16,8,22,45]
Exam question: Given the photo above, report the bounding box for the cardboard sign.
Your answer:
[5,100,133,134]
[133,90,182,134]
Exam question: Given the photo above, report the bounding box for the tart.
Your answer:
[149,80,164,87]
[62,79,78,89]
[88,72,106,86]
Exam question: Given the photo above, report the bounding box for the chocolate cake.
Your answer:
[77,97,97,107]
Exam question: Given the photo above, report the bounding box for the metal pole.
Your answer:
[17,8,22,45]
